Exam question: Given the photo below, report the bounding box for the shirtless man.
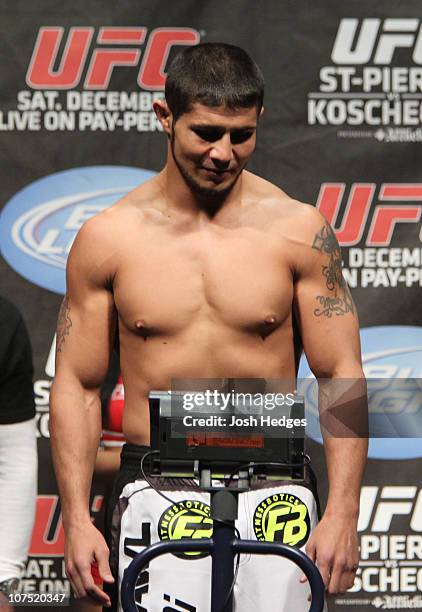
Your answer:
[50,43,367,610]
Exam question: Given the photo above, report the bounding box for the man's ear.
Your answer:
[153,99,172,135]
[259,105,265,118]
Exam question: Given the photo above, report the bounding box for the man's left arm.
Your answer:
[292,206,368,595]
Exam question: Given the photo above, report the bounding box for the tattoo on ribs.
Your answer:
[312,222,355,318]
[56,296,72,352]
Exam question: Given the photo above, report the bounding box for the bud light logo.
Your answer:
[298,326,422,459]
[0,165,156,294]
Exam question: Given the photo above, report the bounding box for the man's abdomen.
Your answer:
[119,324,298,445]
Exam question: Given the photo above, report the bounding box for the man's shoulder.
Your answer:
[278,198,328,234]
[66,204,128,281]
[72,206,119,253]
[245,172,328,237]
[67,179,162,281]
[74,191,150,244]
[78,176,161,238]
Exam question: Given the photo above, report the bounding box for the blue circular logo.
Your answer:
[298,326,422,460]
[0,165,156,294]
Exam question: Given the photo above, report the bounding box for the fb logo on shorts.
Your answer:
[253,493,310,548]
[0,165,156,294]
[158,500,213,559]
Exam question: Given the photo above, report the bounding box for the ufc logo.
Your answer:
[29,496,65,556]
[29,495,103,556]
[26,26,200,90]
[331,18,422,65]
[317,183,422,246]
[358,486,422,532]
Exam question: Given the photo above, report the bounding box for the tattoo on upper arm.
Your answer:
[312,222,355,318]
[56,295,72,352]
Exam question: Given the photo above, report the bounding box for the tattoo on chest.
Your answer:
[312,223,355,317]
[56,296,72,352]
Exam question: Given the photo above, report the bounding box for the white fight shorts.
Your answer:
[108,452,325,612]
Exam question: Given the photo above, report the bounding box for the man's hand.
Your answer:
[300,513,359,596]
[65,522,114,607]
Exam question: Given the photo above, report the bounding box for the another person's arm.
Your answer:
[293,206,368,595]
[94,447,121,481]
[49,216,117,607]
[0,299,37,610]
[0,420,37,610]
[95,366,124,482]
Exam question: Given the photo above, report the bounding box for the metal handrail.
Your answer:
[121,537,325,612]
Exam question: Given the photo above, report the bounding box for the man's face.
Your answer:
[170,103,259,199]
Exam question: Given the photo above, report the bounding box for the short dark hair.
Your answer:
[165,43,264,121]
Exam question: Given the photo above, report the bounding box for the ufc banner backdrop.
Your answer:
[0,1,421,610]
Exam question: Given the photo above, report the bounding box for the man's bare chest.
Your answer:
[113,227,294,336]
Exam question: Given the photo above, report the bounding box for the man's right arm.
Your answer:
[49,216,117,606]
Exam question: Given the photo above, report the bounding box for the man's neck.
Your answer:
[159,156,244,220]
